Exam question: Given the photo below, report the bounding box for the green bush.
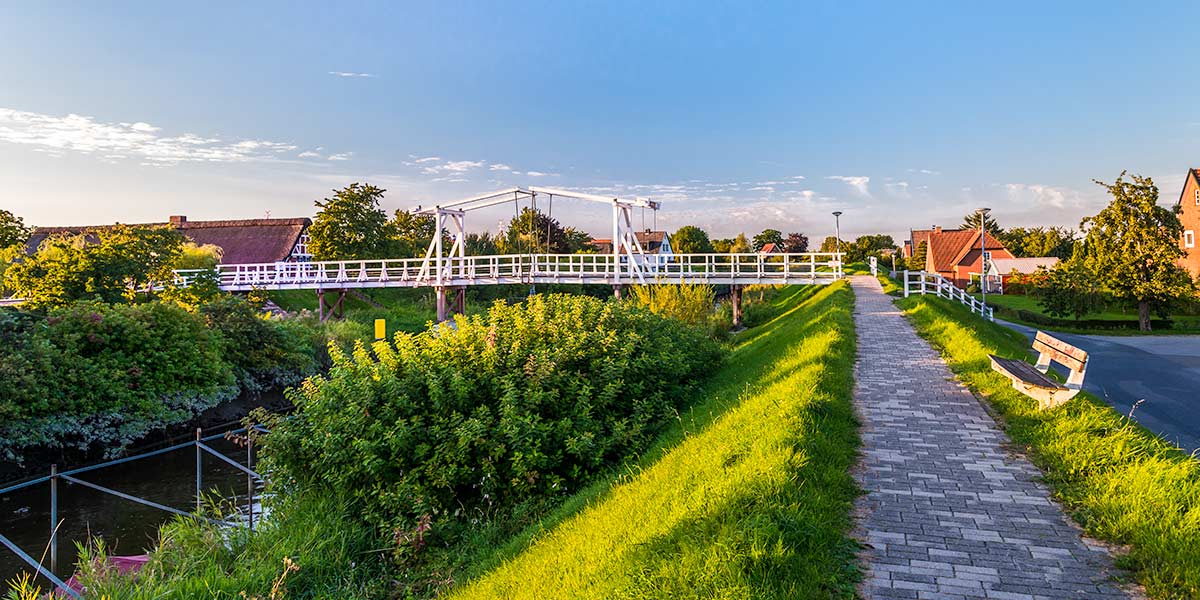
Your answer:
[261,294,724,543]
[199,296,319,391]
[0,302,236,460]
[628,282,716,327]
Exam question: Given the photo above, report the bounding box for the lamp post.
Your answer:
[978,207,991,312]
[832,211,843,267]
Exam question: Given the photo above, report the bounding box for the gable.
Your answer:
[1178,168,1200,213]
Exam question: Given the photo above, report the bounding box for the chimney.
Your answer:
[933,225,941,234]
[169,215,187,227]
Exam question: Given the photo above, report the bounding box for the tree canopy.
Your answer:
[390,209,438,258]
[500,207,593,254]
[670,225,713,254]
[782,232,809,253]
[1076,172,1194,330]
[6,225,186,307]
[1000,226,1076,259]
[729,233,752,253]
[961,211,1003,237]
[308,183,395,260]
[752,229,784,252]
[0,209,30,249]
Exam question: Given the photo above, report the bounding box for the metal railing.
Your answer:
[902,270,994,321]
[0,425,268,598]
[173,252,845,292]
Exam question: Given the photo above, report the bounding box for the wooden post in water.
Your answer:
[49,464,57,573]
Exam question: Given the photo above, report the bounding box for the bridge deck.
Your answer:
[180,252,845,292]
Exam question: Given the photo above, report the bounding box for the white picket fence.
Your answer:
[902,270,994,321]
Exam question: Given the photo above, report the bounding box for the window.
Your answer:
[1187,230,1196,249]
[1195,189,1199,205]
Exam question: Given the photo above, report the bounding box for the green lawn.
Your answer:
[446,282,862,599]
[898,294,1200,598]
[978,293,1200,334]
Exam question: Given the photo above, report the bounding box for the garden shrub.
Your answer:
[261,293,724,544]
[199,296,319,391]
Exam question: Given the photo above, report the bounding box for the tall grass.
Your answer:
[898,295,1200,598]
[449,282,861,599]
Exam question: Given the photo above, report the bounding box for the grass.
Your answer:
[978,293,1200,335]
[897,294,1200,598]
[446,282,862,599]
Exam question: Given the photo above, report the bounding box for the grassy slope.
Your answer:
[448,282,861,600]
[897,294,1200,598]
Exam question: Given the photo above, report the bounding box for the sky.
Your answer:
[2,1,1199,244]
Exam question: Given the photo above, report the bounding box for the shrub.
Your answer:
[628,282,715,327]
[261,294,724,542]
[200,296,319,391]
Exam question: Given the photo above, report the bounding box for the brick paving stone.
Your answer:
[850,276,1127,600]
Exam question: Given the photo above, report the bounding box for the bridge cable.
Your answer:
[545,193,554,252]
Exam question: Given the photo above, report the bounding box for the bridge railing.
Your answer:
[174,252,845,290]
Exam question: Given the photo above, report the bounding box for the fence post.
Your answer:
[247,435,254,531]
[195,428,202,513]
[903,270,910,298]
[49,464,57,573]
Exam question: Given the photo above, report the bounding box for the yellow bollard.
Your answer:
[374,318,386,341]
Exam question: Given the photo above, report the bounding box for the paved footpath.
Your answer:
[850,276,1129,599]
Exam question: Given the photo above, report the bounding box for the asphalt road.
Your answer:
[998,320,1200,454]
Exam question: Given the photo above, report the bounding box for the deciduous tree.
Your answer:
[729,233,752,253]
[752,229,784,252]
[1077,172,1194,331]
[0,209,30,249]
[671,225,714,253]
[782,232,809,253]
[308,183,395,260]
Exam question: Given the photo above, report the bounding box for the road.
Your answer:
[998,320,1200,454]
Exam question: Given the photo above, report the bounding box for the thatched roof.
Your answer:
[26,216,311,264]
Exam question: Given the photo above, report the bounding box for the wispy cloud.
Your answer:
[329,71,376,78]
[297,150,321,159]
[907,168,940,175]
[421,159,485,174]
[327,152,353,161]
[490,163,513,171]
[827,175,870,196]
[0,107,303,165]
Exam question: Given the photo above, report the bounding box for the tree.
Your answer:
[6,225,186,307]
[0,209,30,249]
[1078,172,1194,331]
[910,240,928,270]
[849,234,896,263]
[1036,260,1103,321]
[782,232,809,253]
[308,183,395,260]
[499,207,580,254]
[1000,226,1076,259]
[390,209,437,258]
[465,232,499,256]
[711,238,733,253]
[752,229,784,252]
[671,225,714,254]
[819,236,848,253]
[729,233,752,253]
[961,211,1003,237]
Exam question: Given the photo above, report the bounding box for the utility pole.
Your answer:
[978,207,991,313]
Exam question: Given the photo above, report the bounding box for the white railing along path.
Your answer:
[902,270,994,321]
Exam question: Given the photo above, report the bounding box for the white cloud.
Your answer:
[908,168,940,175]
[329,71,376,78]
[885,181,911,198]
[490,163,513,171]
[525,170,551,177]
[827,175,871,196]
[1003,183,1078,209]
[327,152,353,161]
[297,150,321,158]
[413,156,441,163]
[421,159,485,174]
[0,107,302,165]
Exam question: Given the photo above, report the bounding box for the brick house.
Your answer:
[26,215,314,264]
[915,226,1014,289]
[1176,168,1200,279]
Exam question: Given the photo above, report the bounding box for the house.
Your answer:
[1175,168,1200,278]
[758,242,781,254]
[920,227,1014,289]
[985,257,1060,294]
[589,230,673,255]
[903,227,939,258]
[26,215,314,264]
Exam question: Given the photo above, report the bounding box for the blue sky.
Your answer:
[2,1,1198,243]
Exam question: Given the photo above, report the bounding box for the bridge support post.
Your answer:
[317,289,346,322]
[435,286,448,322]
[613,285,623,300]
[731,284,743,328]
[451,286,466,317]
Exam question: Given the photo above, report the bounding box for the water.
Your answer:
[0,412,275,588]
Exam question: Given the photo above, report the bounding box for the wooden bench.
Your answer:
[988,331,1088,410]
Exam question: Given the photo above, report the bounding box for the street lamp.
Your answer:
[978,207,991,312]
[832,211,843,266]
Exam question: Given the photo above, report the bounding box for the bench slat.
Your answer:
[1031,339,1086,373]
[1035,331,1087,362]
[989,355,1066,390]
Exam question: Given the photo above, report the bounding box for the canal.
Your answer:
[0,396,280,589]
